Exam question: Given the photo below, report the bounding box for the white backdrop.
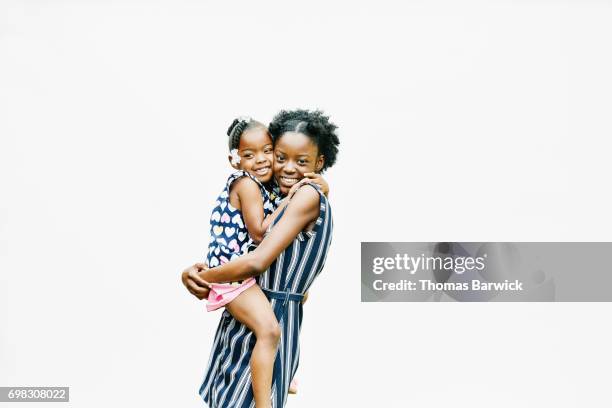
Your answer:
[1,1,611,407]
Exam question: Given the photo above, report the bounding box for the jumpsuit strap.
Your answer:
[261,288,305,306]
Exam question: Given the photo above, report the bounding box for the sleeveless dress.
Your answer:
[206,170,281,312]
[199,184,333,408]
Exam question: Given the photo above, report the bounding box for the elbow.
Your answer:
[245,256,266,277]
[249,230,264,244]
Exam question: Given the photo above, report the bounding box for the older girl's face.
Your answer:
[273,132,324,195]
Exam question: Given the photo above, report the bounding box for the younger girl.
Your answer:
[205,117,284,408]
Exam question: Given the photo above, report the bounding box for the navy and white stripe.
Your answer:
[200,184,333,407]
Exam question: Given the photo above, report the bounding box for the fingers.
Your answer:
[189,269,212,288]
[289,179,308,197]
[186,283,199,297]
[181,264,211,300]
[295,179,309,188]
[186,278,210,298]
[304,173,328,195]
[304,173,322,183]
[304,173,322,185]
[182,264,210,286]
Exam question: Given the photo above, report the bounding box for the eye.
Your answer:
[276,154,285,162]
[298,159,307,165]
[244,154,254,159]
[264,147,273,154]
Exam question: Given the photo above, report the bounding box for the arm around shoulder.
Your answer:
[247,185,320,272]
[201,185,320,283]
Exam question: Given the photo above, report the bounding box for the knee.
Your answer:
[256,320,281,345]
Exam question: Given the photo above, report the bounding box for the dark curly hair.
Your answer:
[268,109,339,172]
[226,117,268,150]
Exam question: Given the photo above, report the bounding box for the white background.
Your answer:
[1,1,612,407]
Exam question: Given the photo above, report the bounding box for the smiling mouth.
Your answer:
[253,166,271,176]
[280,176,299,186]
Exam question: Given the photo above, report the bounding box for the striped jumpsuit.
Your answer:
[199,184,333,408]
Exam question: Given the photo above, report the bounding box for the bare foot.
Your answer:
[288,378,298,395]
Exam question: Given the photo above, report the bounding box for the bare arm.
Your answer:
[261,198,289,233]
[305,173,329,197]
[199,185,320,283]
[234,177,269,243]
[260,171,327,235]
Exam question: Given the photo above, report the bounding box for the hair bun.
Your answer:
[226,119,240,137]
[227,116,253,150]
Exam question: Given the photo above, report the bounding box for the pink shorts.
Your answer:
[206,277,256,312]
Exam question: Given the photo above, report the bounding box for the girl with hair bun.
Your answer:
[202,117,289,408]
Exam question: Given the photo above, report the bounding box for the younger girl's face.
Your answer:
[273,132,324,195]
[232,128,274,183]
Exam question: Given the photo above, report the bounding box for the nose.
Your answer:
[283,161,297,174]
[255,151,267,163]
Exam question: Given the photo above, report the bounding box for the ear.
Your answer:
[315,155,325,172]
[228,155,240,170]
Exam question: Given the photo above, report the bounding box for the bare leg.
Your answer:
[226,285,280,408]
